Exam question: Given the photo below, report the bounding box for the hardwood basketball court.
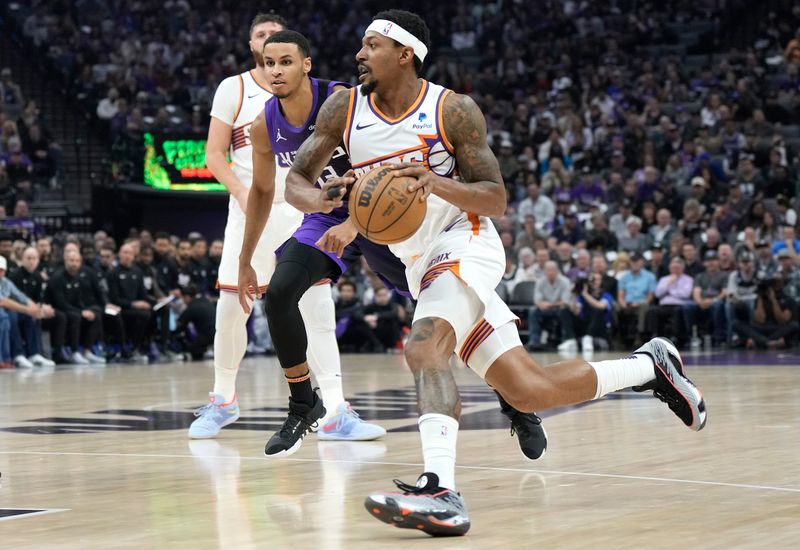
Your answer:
[2,351,799,548]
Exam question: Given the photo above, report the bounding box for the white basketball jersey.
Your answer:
[344,80,464,263]
[210,69,286,203]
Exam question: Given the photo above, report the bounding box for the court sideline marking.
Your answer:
[2,450,799,494]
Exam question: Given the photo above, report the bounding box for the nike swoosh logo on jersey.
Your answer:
[356,122,377,130]
[247,93,261,99]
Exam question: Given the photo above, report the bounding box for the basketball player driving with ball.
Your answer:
[238,29,548,460]
[286,9,706,537]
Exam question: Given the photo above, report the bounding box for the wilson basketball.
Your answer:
[348,166,427,245]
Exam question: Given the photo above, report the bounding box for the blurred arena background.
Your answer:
[0,0,799,359]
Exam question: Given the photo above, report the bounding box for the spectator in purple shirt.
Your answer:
[647,257,694,346]
[636,166,660,203]
[570,169,605,208]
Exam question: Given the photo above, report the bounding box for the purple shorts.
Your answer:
[277,213,411,297]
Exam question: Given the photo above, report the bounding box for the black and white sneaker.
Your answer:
[365,472,470,537]
[633,337,707,431]
[496,391,548,459]
[264,394,326,458]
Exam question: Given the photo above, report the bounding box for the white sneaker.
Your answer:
[581,335,594,352]
[29,354,56,367]
[14,355,34,368]
[557,339,578,352]
[85,351,106,364]
[70,352,90,365]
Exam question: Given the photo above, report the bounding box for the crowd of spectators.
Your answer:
[0,227,411,367]
[2,1,800,364]
[0,70,63,207]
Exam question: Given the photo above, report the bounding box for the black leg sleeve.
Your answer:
[264,239,341,369]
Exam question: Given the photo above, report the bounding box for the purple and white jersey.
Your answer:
[264,78,351,216]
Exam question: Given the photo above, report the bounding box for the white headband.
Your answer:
[365,19,428,62]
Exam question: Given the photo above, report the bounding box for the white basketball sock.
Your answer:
[589,355,655,399]
[299,283,345,415]
[213,291,250,402]
[418,413,459,490]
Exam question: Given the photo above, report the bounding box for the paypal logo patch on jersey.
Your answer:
[412,111,433,130]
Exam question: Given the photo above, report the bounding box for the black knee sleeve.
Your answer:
[265,239,339,368]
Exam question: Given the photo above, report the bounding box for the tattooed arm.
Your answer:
[285,89,355,213]
[390,92,506,217]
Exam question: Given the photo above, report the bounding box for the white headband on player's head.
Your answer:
[365,19,428,62]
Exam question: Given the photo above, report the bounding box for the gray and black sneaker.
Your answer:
[496,391,548,459]
[633,337,707,431]
[365,472,470,536]
[264,393,326,458]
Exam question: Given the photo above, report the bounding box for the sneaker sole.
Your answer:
[364,495,470,537]
[651,337,707,432]
[188,412,240,439]
[263,437,304,458]
[317,428,387,441]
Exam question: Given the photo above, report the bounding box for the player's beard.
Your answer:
[360,78,378,96]
[252,49,264,67]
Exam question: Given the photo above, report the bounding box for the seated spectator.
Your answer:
[189,236,211,293]
[21,124,59,181]
[2,137,33,185]
[555,241,574,273]
[527,261,574,351]
[566,249,591,282]
[718,243,735,274]
[618,216,649,255]
[591,253,618,297]
[138,245,174,354]
[609,198,634,241]
[585,213,618,253]
[726,251,759,346]
[648,257,694,346]
[683,251,728,347]
[208,239,223,298]
[681,242,704,277]
[108,243,152,360]
[610,251,631,280]
[617,253,656,344]
[362,286,405,351]
[734,278,799,349]
[574,272,614,352]
[335,281,383,353]
[175,283,215,360]
[648,241,670,279]
[509,247,537,292]
[0,68,24,115]
[755,239,779,279]
[552,212,586,246]
[517,183,554,230]
[514,215,545,253]
[771,224,800,256]
[648,208,674,245]
[9,246,60,366]
[0,255,53,368]
[47,250,107,364]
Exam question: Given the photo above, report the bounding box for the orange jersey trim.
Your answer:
[419,260,461,293]
[467,213,480,237]
[437,89,455,154]
[250,69,271,92]
[368,80,428,124]
[233,75,244,122]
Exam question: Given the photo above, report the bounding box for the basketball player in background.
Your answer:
[189,14,381,441]
[284,9,707,536]
[239,32,548,460]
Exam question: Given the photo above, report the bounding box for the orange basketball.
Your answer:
[348,166,427,245]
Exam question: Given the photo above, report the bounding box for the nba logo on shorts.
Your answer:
[441,425,448,436]
[383,22,393,34]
